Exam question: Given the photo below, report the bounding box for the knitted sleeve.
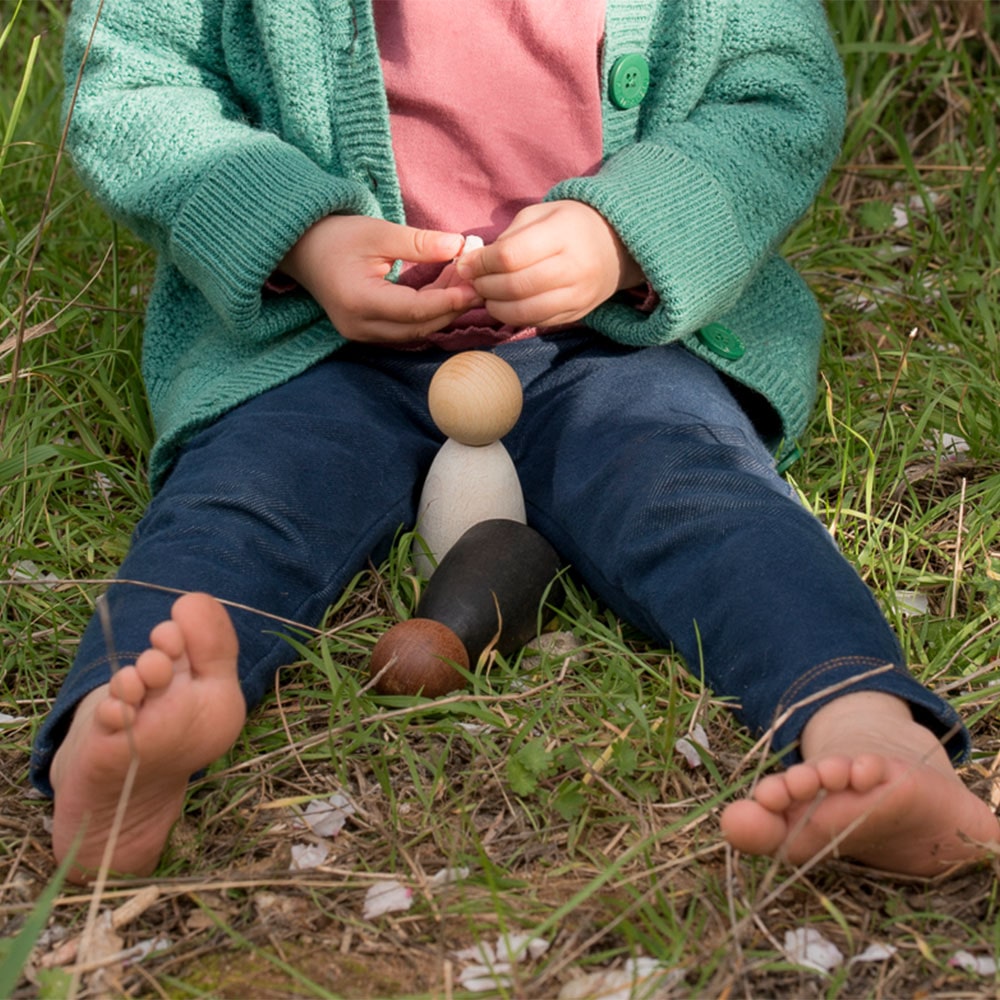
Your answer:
[549,0,846,345]
[61,0,381,340]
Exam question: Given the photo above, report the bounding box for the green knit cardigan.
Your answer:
[62,0,846,490]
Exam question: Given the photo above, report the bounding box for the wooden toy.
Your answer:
[418,518,563,659]
[369,618,469,697]
[415,351,526,577]
[370,349,564,698]
[371,519,563,696]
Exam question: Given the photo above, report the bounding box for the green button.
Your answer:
[698,322,745,360]
[608,53,650,110]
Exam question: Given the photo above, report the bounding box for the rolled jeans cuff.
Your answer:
[771,655,971,766]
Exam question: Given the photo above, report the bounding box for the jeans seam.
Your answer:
[74,649,149,677]
[775,655,897,719]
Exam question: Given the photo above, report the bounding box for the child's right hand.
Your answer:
[278,216,481,343]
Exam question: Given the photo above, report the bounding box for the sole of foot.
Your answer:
[50,592,245,883]
[720,697,999,876]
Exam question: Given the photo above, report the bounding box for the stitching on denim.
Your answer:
[776,655,896,719]
[75,649,148,676]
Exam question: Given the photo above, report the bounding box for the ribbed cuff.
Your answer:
[168,139,379,338]
[548,143,753,340]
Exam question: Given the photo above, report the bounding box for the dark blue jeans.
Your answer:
[31,334,968,794]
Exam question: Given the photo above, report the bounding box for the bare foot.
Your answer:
[720,692,999,876]
[50,593,245,883]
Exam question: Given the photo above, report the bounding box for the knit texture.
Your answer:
[62,0,846,489]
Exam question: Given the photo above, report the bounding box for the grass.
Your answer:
[2,0,1000,996]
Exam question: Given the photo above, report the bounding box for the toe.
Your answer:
[850,752,890,793]
[171,593,239,673]
[815,755,852,793]
[784,763,822,802]
[135,648,175,690]
[754,773,793,812]
[149,619,185,661]
[720,800,789,855]
[108,665,146,706]
[94,694,137,732]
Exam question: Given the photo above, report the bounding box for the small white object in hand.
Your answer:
[459,234,484,258]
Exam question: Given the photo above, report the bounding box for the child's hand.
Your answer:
[454,200,644,327]
[279,215,481,343]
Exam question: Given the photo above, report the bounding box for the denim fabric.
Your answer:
[30,334,969,794]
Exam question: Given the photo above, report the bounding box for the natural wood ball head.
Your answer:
[370,618,470,697]
[427,352,523,446]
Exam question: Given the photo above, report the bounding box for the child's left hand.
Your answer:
[454,200,643,327]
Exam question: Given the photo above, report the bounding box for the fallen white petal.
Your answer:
[0,713,28,724]
[429,866,470,889]
[36,924,70,950]
[675,724,710,767]
[894,590,929,617]
[459,962,514,993]
[890,204,909,228]
[453,942,495,965]
[629,957,666,976]
[460,972,514,993]
[10,559,39,580]
[910,191,942,209]
[675,739,702,767]
[495,932,550,964]
[9,560,60,590]
[950,950,998,975]
[298,794,355,838]
[362,880,413,919]
[558,957,678,1000]
[289,842,329,871]
[90,471,114,501]
[850,943,897,964]
[784,928,844,974]
[689,723,709,748]
[123,936,172,965]
[938,431,970,455]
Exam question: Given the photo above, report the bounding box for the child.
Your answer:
[33,0,998,883]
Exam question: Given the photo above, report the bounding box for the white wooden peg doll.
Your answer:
[370,342,561,698]
[414,349,526,577]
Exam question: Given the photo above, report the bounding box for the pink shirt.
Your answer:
[373,0,607,346]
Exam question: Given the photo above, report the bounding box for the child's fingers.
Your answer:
[481,286,585,328]
[368,280,476,324]
[454,216,556,281]
[466,254,566,305]
[382,224,466,265]
[424,261,483,297]
[338,281,477,343]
